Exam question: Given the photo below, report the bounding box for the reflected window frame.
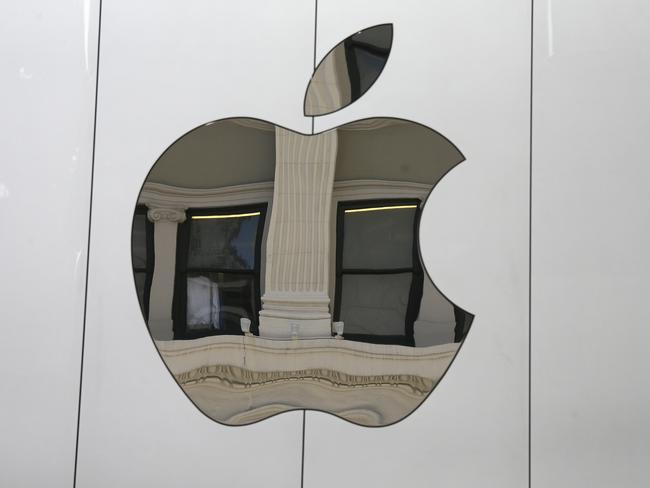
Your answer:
[132,205,155,321]
[344,32,391,101]
[172,203,267,339]
[333,198,424,347]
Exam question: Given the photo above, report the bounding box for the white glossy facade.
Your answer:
[307,1,530,486]
[0,1,99,486]
[1,1,649,487]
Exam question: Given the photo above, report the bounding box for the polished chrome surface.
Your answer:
[305,24,393,116]
[132,117,470,426]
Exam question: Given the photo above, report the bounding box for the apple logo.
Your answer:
[132,24,473,427]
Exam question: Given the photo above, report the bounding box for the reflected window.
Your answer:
[334,200,423,346]
[172,205,266,339]
[131,205,154,319]
[344,27,392,101]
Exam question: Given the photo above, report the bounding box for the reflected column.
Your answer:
[147,207,186,341]
[259,128,338,338]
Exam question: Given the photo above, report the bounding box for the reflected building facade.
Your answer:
[132,117,472,426]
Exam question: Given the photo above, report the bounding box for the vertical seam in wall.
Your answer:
[311,0,318,135]
[73,1,102,486]
[302,2,318,485]
[301,410,306,488]
[529,1,534,487]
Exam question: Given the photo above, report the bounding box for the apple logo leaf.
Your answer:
[304,23,393,117]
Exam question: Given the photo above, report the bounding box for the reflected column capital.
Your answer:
[147,207,187,224]
[147,206,186,341]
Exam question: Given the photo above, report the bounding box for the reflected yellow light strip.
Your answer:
[192,211,261,220]
[344,204,418,214]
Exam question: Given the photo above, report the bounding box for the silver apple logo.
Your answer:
[131,24,472,427]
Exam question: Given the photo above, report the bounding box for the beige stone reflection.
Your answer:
[304,44,351,116]
[259,128,337,339]
[159,336,458,426]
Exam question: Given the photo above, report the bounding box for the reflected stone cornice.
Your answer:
[158,336,459,426]
[158,335,458,379]
[139,181,274,209]
[177,364,434,396]
[138,179,430,210]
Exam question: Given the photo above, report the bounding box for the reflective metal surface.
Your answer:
[305,24,393,116]
[132,117,471,426]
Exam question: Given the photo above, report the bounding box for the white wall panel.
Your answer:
[6,1,649,486]
[0,1,99,486]
[531,1,650,486]
[76,1,312,486]
[306,1,530,487]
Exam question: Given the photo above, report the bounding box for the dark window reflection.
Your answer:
[334,200,423,346]
[454,305,473,342]
[131,205,154,319]
[340,273,412,336]
[173,205,266,339]
[188,214,258,269]
[344,26,392,100]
